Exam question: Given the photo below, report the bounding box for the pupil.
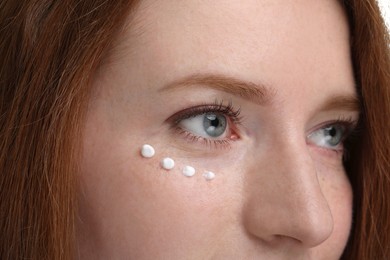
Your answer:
[328,127,336,137]
[324,126,344,146]
[210,117,219,127]
[203,113,226,137]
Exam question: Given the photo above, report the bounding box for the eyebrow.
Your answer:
[159,73,275,105]
[318,94,361,113]
[159,73,360,112]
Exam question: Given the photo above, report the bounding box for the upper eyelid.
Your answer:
[306,117,359,136]
[166,102,242,125]
[306,120,357,146]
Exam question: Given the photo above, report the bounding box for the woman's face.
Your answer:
[78,0,359,258]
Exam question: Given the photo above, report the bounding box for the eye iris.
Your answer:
[324,126,343,146]
[203,113,227,137]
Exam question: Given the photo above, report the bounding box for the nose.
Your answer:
[242,139,334,248]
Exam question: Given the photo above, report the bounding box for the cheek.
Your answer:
[78,124,241,258]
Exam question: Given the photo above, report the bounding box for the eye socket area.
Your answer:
[306,121,354,152]
[169,102,359,152]
[167,102,242,147]
[179,112,227,138]
[178,112,239,140]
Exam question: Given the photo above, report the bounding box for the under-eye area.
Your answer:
[139,145,219,180]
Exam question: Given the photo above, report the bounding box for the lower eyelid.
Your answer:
[180,129,233,149]
[172,124,237,149]
[307,142,345,159]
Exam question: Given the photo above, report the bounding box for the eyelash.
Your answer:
[167,100,242,149]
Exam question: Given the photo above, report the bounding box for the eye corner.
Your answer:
[307,141,345,160]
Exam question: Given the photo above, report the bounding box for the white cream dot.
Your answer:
[203,171,215,181]
[182,166,196,177]
[141,144,155,158]
[161,157,175,170]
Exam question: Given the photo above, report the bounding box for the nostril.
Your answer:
[267,235,303,247]
[249,233,315,250]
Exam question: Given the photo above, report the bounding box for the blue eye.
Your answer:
[167,101,242,148]
[308,124,346,149]
[179,112,228,138]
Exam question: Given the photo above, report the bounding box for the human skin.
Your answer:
[77,0,359,259]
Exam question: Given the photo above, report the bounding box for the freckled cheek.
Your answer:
[107,146,243,252]
[80,133,244,246]
[330,174,353,235]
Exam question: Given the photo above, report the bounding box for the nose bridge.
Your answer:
[243,135,334,248]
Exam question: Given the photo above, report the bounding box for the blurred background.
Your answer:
[378,0,390,30]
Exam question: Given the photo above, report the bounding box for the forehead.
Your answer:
[109,0,355,100]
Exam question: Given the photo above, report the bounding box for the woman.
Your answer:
[1,0,389,259]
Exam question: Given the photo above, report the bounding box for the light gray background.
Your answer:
[378,0,390,30]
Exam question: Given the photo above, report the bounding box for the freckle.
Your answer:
[161,157,175,170]
[203,171,215,181]
[182,165,196,177]
[141,144,155,158]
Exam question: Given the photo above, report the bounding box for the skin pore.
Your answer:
[77,0,360,259]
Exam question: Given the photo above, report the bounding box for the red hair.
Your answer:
[0,1,138,258]
[341,0,390,258]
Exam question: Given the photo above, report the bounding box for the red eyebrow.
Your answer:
[160,73,275,105]
[160,73,360,113]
